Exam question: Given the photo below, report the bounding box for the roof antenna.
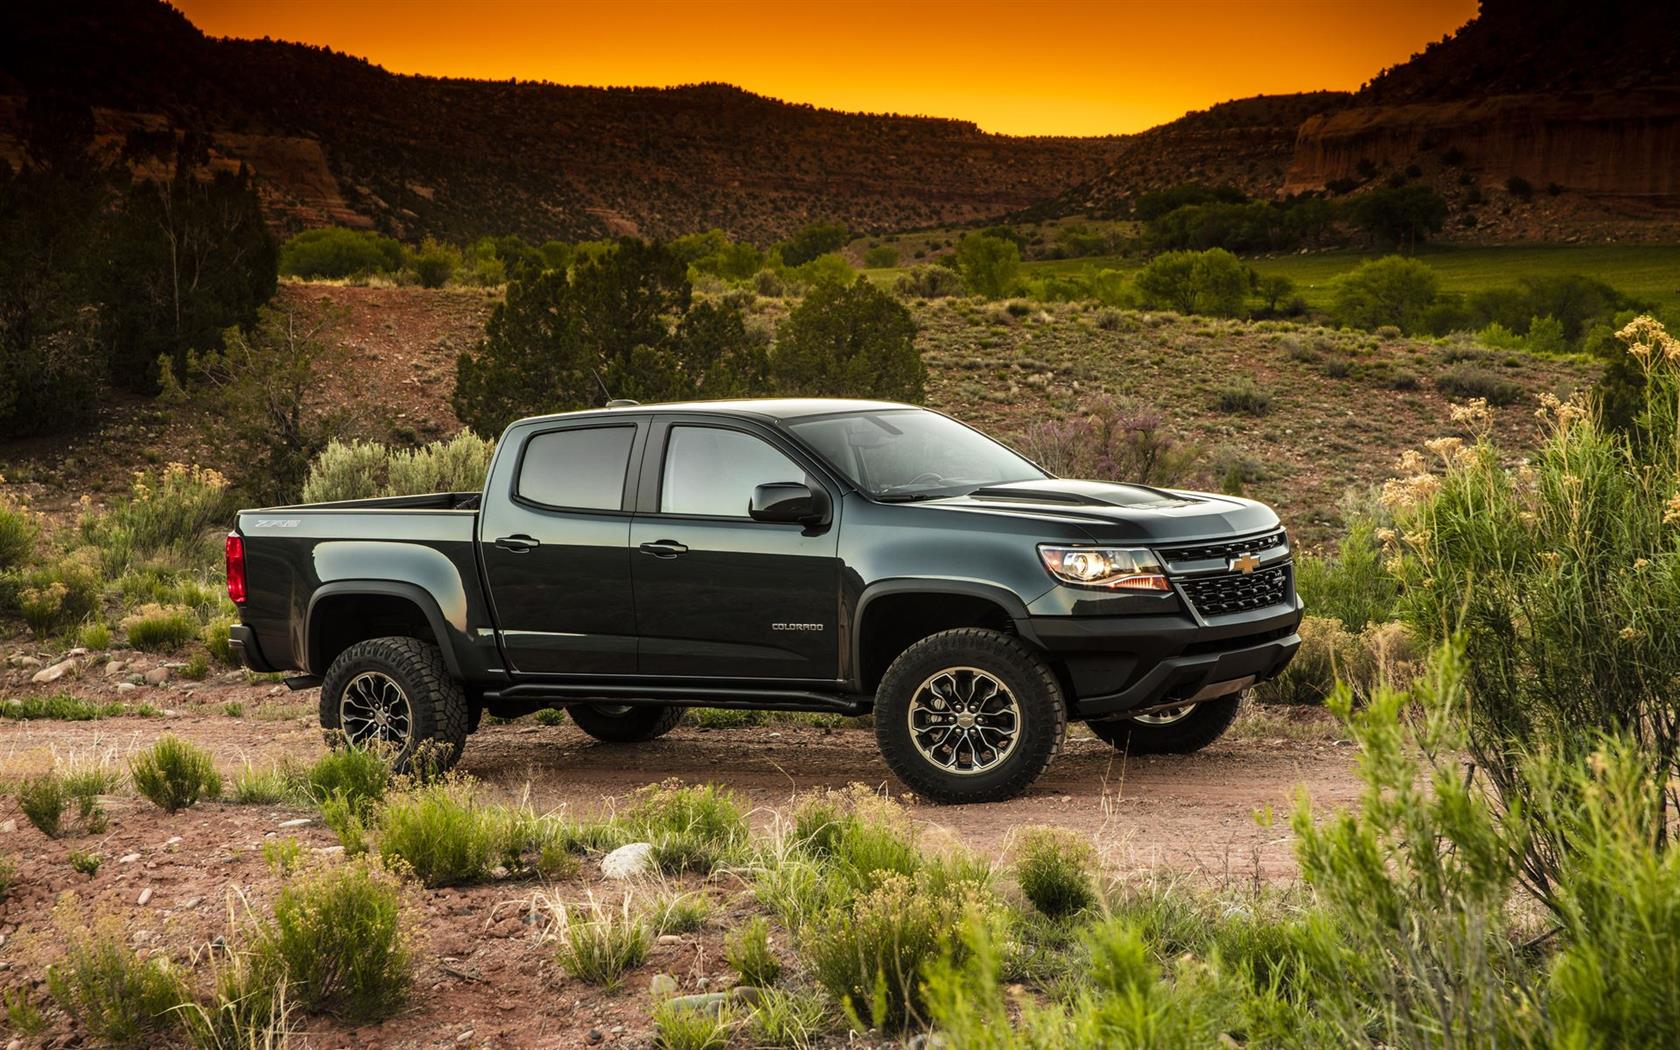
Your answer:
[592,367,640,409]
[590,368,613,405]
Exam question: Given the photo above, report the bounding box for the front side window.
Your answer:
[517,425,635,510]
[787,409,1045,498]
[661,426,805,518]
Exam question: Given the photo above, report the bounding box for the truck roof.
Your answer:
[510,398,918,427]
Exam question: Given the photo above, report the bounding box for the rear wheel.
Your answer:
[1086,693,1242,755]
[565,703,685,743]
[319,636,469,772]
[874,628,1065,804]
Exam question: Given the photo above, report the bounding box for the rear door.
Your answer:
[629,417,842,681]
[480,420,644,675]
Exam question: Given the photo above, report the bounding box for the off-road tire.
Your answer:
[565,703,685,743]
[1086,694,1242,755]
[319,636,469,773]
[874,628,1066,804]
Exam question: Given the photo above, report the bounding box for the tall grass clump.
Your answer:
[725,915,782,986]
[1012,826,1098,918]
[373,779,515,887]
[121,602,199,650]
[551,895,651,989]
[130,735,222,812]
[619,781,748,874]
[1386,315,1680,900]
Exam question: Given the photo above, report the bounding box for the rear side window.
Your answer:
[661,426,805,517]
[517,426,635,510]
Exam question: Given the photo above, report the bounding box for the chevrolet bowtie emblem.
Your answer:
[1229,553,1261,574]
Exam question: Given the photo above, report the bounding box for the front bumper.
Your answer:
[228,624,282,674]
[1017,599,1302,718]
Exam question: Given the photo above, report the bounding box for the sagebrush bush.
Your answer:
[300,431,494,503]
[9,548,101,636]
[18,773,65,837]
[1434,363,1523,405]
[122,602,199,650]
[553,896,650,988]
[1214,376,1271,415]
[893,264,962,299]
[1012,396,1200,487]
[1013,826,1099,918]
[252,859,412,1020]
[46,912,192,1047]
[130,735,222,812]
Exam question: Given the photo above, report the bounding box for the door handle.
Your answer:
[494,534,540,553]
[638,539,689,559]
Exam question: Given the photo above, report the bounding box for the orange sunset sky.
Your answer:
[172,0,1479,136]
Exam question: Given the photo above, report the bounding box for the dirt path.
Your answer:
[3,703,1357,881]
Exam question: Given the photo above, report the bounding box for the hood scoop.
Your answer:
[968,479,1205,510]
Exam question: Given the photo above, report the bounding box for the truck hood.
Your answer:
[910,479,1281,544]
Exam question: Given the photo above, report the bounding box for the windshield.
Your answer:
[786,409,1047,498]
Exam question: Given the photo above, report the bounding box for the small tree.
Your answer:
[1331,256,1440,333]
[1346,185,1447,253]
[1134,248,1248,317]
[771,278,923,402]
[863,245,900,268]
[777,222,849,267]
[954,233,1021,299]
[410,237,459,288]
[452,239,768,434]
[168,307,348,502]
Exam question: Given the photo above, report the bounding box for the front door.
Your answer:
[480,421,642,675]
[630,420,841,681]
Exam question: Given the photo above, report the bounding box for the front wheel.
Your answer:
[565,703,685,743]
[1085,693,1242,755]
[874,628,1066,804]
[319,636,470,773]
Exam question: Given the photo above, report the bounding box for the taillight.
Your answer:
[225,532,247,604]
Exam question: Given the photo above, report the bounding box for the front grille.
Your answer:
[1179,564,1292,618]
[1158,529,1287,565]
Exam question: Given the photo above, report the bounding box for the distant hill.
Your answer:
[1048,0,1680,241]
[0,0,1126,243]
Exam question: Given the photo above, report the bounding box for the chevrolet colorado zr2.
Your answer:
[226,399,1302,803]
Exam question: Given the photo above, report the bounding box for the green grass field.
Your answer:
[870,243,1680,315]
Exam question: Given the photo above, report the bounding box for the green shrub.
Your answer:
[1214,376,1271,415]
[232,761,297,805]
[1331,255,1440,333]
[726,915,782,986]
[862,245,899,269]
[954,233,1021,298]
[553,896,650,988]
[298,438,387,503]
[19,773,65,837]
[1134,248,1248,317]
[122,602,199,650]
[804,872,993,1031]
[10,548,102,636]
[776,222,849,268]
[620,781,748,874]
[652,998,736,1050]
[252,858,412,1020]
[0,498,40,569]
[1294,516,1399,630]
[77,620,112,650]
[306,745,392,813]
[894,264,963,299]
[1012,396,1200,488]
[2,693,130,720]
[410,236,460,288]
[770,277,923,402]
[69,848,101,875]
[46,914,192,1047]
[81,463,230,566]
[279,226,404,280]
[786,252,856,290]
[374,780,512,887]
[2,985,44,1036]
[1434,363,1523,405]
[534,707,567,726]
[301,431,495,504]
[130,735,222,812]
[1013,826,1098,918]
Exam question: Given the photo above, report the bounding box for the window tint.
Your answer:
[661,426,805,517]
[517,426,635,510]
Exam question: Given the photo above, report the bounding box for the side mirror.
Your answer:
[749,482,827,524]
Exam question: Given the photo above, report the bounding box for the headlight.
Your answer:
[1038,545,1169,592]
